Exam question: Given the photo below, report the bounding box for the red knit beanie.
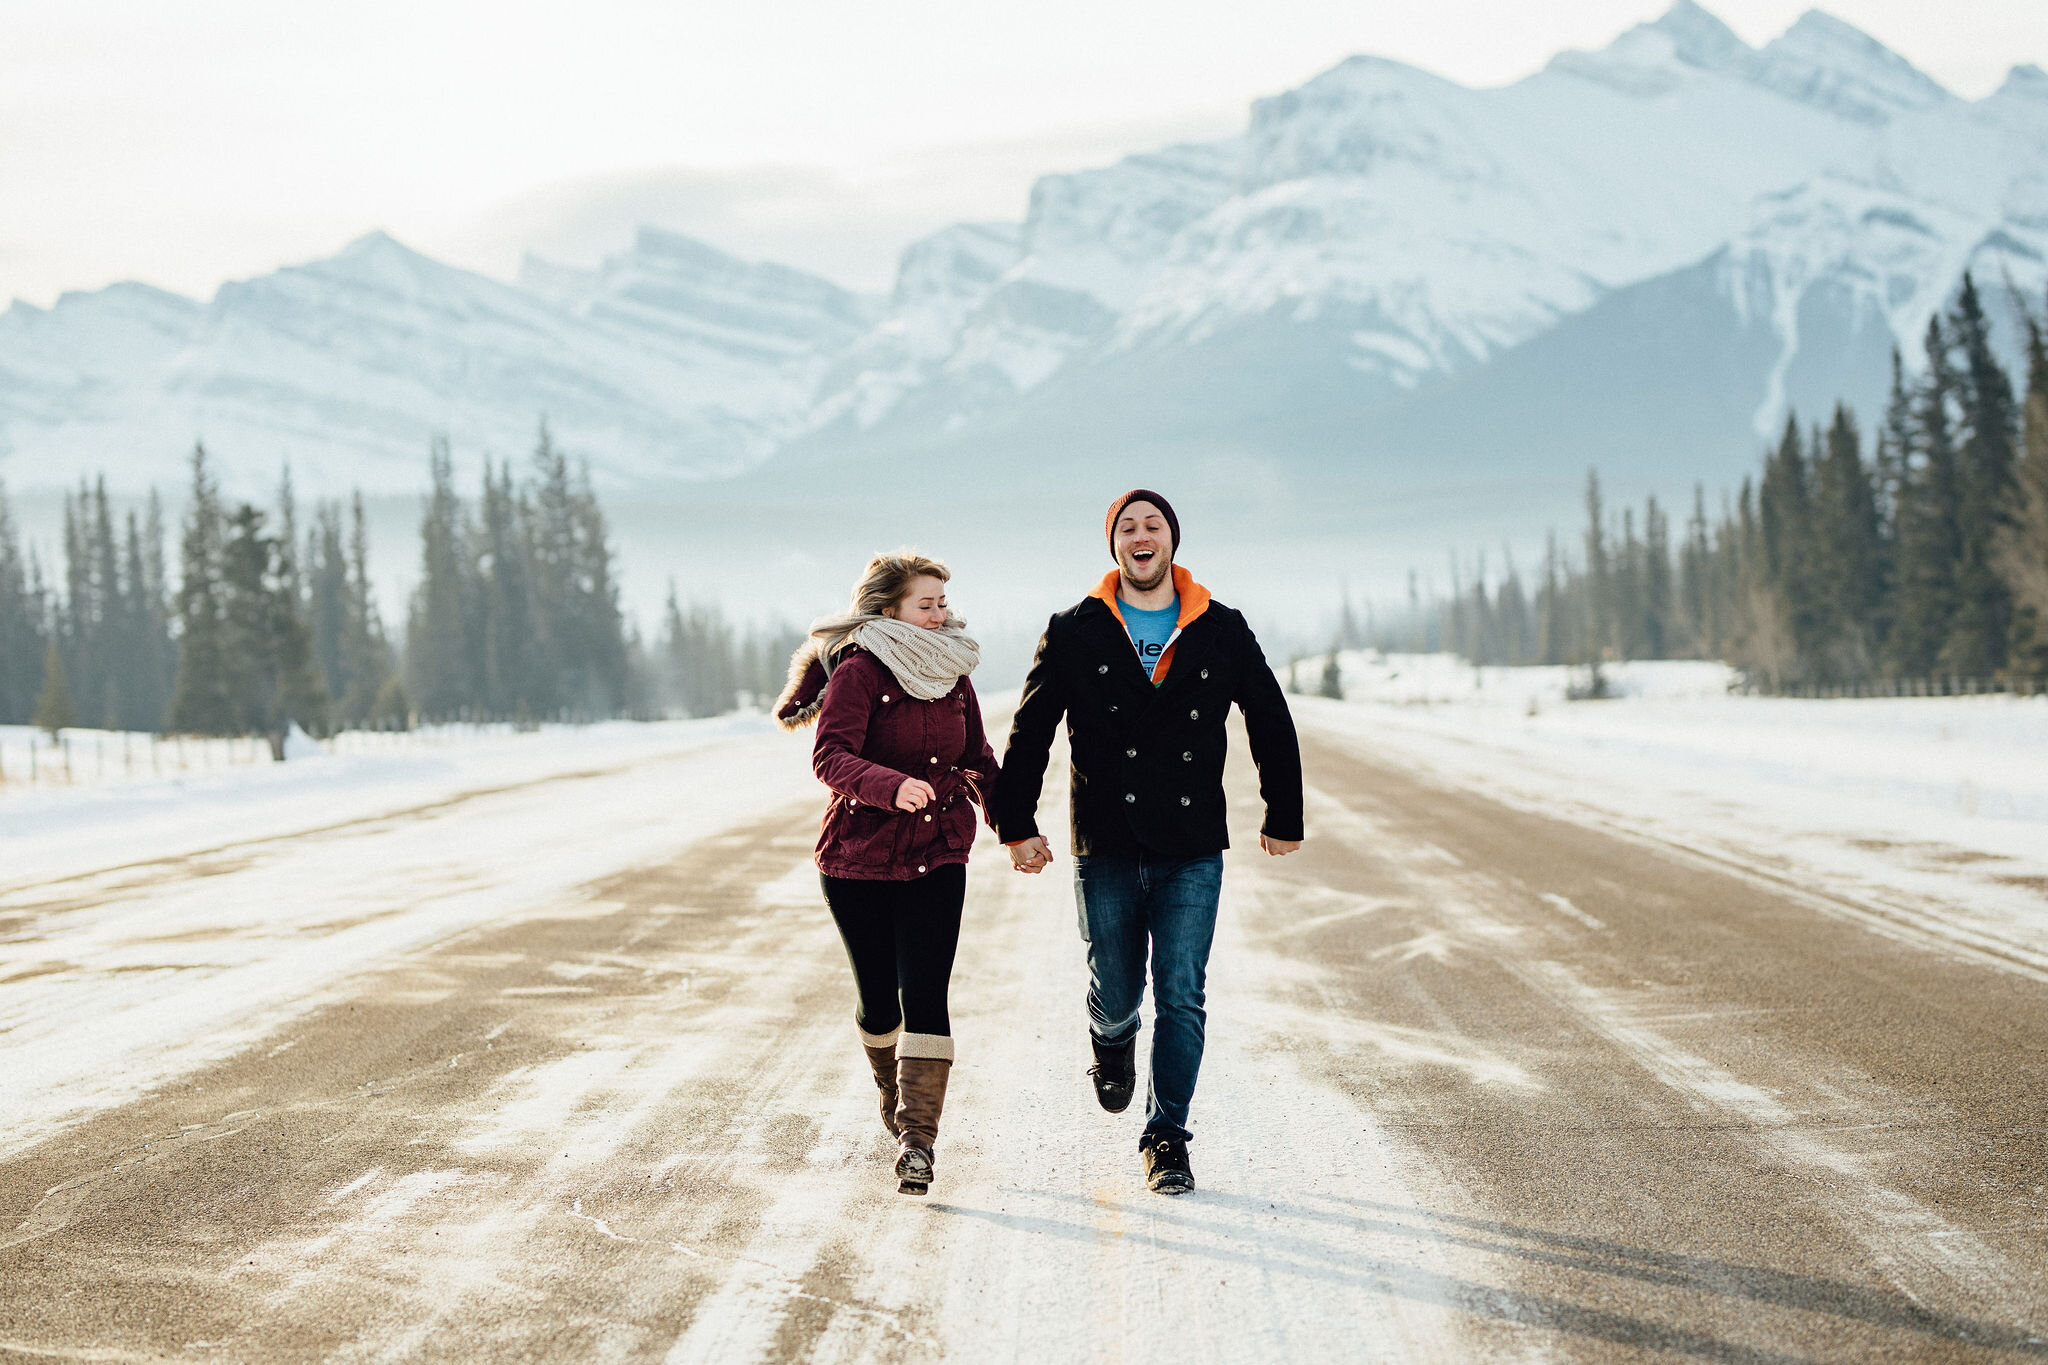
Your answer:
[1104,489,1179,560]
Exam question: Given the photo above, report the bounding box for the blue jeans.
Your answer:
[1073,852,1225,1144]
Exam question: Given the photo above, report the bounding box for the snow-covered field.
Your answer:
[0,716,774,886]
[1307,652,2048,966]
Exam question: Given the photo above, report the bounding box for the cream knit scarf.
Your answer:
[808,611,981,700]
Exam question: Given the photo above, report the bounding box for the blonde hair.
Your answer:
[850,550,950,619]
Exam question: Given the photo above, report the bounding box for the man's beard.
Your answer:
[1120,553,1171,592]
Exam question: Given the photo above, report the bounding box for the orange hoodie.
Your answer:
[1089,563,1213,687]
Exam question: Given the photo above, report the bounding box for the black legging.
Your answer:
[820,863,966,1037]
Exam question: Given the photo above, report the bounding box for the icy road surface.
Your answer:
[2,713,2045,1362]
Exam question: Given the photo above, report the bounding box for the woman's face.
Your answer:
[890,574,949,630]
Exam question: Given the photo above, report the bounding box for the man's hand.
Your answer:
[1009,836,1054,873]
[1260,834,1302,857]
[894,777,937,812]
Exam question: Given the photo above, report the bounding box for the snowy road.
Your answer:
[2,716,2045,1362]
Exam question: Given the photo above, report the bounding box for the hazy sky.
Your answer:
[5,0,2047,305]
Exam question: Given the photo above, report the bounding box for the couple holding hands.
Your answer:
[775,489,1304,1197]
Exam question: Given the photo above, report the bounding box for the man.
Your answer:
[996,489,1303,1195]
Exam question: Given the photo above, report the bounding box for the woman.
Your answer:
[774,551,998,1196]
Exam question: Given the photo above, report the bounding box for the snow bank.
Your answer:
[1303,653,2048,954]
[1,716,775,887]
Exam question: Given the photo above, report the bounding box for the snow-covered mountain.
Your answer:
[0,230,873,496]
[786,0,2045,487]
[6,1,2048,523]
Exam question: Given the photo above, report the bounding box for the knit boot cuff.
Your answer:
[896,1032,955,1062]
[858,1023,903,1049]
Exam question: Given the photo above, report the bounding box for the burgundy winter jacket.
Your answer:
[781,647,1000,881]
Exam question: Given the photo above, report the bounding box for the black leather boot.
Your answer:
[1088,1034,1137,1114]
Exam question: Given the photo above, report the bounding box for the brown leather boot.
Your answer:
[860,1031,901,1138]
[893,1033,954,1196]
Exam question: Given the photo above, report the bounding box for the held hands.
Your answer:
[1008,835,1053,874]
[894,777,938,812]
[1260,835,1303,857]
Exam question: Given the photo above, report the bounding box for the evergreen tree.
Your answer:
[217,503,329,745]
[1581,471,1611,662]
[1811,404,1883,678]
[1643,496,1672,660]
[1873,349,1912,652]
[1318,649,1343,699]
[168,445,234,734]
[405,437,480,719]
[1943,273,2019,674]
[1889,318,1964,677]
[661,587,737,718]
[571,459,628,716]
[1538,532,1565,665]
[1495,552,1533,664]
[34,639,76,736]
[478,459,541,717]
[276,463,301,612]
[1613,507,1646,660]
[339,493,400,726]
[1678,486,1712,657]
[2002,312,2048,675]
[0,480,48,725]
[306,501,350,705]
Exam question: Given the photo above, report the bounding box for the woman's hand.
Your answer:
[894,777,938,812]
[1008,836,1053,873]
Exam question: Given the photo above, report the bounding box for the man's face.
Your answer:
[1113,502,1173,591]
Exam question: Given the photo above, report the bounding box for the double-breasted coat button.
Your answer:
[1126,748,1137,758]
[1183,751,1192,761]
[917,864,926,873]
[1098,664,1108,674]
[1200,669,1209,679]
[1189,708,1199,719]
[1109,704,1118,713]
[881,694,891,703]
[1124,793,1136,803]
[928,756,938,764]
[1180,796,1191,806]
[923,813,932,821]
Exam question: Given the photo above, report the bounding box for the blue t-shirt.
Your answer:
[1121,596,1179,681]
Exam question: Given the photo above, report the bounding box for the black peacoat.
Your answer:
[994,568,1303,858]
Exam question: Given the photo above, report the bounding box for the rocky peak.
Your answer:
[1754,10,1952,124]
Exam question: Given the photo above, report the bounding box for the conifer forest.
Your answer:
[1398,276,2048,692]
[0,425,801,741]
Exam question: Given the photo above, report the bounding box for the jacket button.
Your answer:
[1180,796,1191,806]
[923,813,932,821]
[929,756,938,764]
[1124,793,1136,803]
[1098,664,1108,674]
[1182,751,1192,761]
[917,864,926,874]
[1109,704,1118,713]
[1201,669,1209,679]
[881,694,891,703]
[1189,708,1199,719]
[1125,748,1137,758]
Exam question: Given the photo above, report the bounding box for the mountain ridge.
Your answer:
[3,1,2042,519]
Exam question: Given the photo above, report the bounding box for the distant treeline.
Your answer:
[0,425,804,737]
[1397,274,2048,689]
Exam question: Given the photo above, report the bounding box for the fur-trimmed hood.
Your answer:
[773,637,835,731]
